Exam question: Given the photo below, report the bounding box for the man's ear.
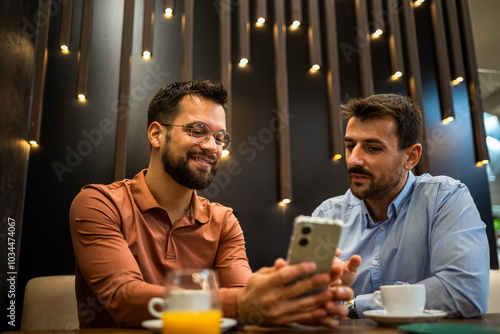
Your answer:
[404,143,422,171]
[148,122,163,149]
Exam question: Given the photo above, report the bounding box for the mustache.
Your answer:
[348,167,372,177]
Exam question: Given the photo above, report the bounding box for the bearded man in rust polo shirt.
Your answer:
[70,80,356,329]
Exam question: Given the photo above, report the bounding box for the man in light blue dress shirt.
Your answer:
[313,94,489,318]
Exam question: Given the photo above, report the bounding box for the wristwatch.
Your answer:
[345,299,359,319]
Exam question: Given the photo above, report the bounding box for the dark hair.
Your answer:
[147,80,228,128]
[341,94,423,150]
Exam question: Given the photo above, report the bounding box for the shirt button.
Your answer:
[372,259,378,266]
[380,226,386,231]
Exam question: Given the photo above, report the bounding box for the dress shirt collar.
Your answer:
[130,169,210,224]
[391,170,415,213]
[362,171,416,228]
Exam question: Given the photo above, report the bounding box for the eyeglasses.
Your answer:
[161,122,232,150]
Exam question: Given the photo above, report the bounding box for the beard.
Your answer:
[161,135,219,190]
[348,165,403,200]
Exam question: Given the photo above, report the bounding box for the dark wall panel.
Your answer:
[18,0,125,325]
[0,1,38,331]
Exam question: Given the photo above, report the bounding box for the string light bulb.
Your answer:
[414,0,425,6]
[78,94,86,102]
[311,64,320,71]
[291,20,300,29]
[143,51,151,60]
[29,140,39,146]
[281,198,291,204]
[257,17,265,26]
[60,45,69,53]
[239,58,248,67]
[332,154,342,161]
[372,29,383,38]
[452,76,464,85]
[222,149,230,157]
[442,116,454,124]
[476,160,490,166]
[392,71,403,79]
[164,8,173,18]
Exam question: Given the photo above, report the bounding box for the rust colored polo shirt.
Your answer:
[70,169,252,328]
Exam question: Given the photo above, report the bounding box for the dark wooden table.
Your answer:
[2,313,499,334]
[233,312,500,333]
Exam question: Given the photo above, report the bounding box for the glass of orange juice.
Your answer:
[148,269,222,334]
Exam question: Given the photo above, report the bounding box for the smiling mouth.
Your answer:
[190,155,216,168]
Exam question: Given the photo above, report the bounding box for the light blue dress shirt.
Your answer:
[312,171,489,318]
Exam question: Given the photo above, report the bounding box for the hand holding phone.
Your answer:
[286,215,343,297]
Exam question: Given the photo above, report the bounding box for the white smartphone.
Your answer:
[285,215,344,297]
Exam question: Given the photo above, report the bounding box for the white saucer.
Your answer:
[363,310,447,327]
[141,317,237,333]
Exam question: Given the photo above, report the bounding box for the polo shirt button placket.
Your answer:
[166,232,176,261]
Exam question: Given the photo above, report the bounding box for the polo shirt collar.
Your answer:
[130,169,158,212]
[130,169,210,224]
[189,192,210,224]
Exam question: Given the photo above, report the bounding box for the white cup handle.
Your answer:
[148,297,165,319]
[373,290,384,308]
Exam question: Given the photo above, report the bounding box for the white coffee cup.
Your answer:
[372,284,426,315]
[148,268,221,319]
[148,290,212,318]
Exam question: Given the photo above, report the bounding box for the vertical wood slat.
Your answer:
[220,0,232,135]
[181,0,194,81]
[354,0,374,97]
[388,0,404,76]
[256,0,267,23]
[164,0,174,15]
[142,0,154,57]
[29,0,52,143]
[114,0,135,181]
[307,0,322,68]
[444,0,465,81]
[76,0,94,99]
[291,0,302,25]
[458,0,490,164]
[273,0,292,202]
[430,0,454,121]
[238,0,250,63]
[324,0,344,159]
[402,0,423,107]
[371,0,384,32]
[402,0,428,173]
[59,0,73,51]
